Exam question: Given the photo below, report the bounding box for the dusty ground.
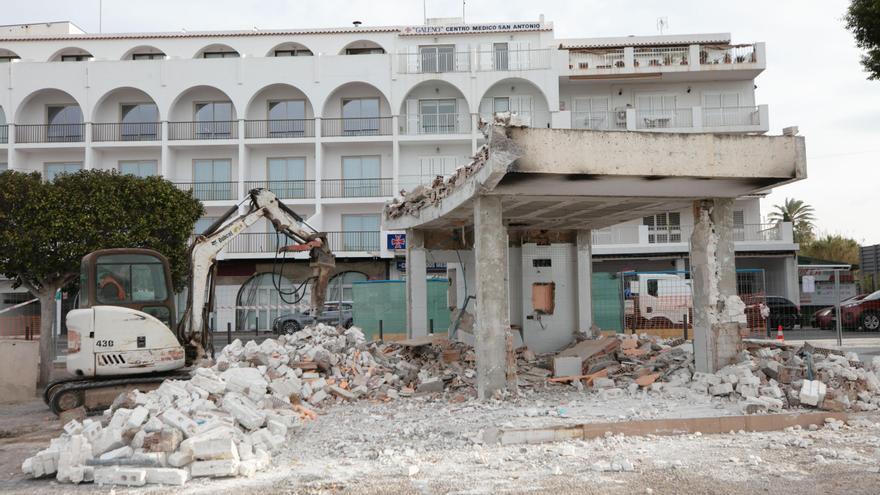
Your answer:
[2,387,880,494]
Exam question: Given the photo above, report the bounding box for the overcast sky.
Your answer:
[5,0,879,245]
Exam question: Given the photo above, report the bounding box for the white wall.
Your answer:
[321,143,392,180]
[246,144,316,181]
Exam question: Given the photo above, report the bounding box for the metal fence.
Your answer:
[244,119,315,138]
[702,106,760,127]
[168,121,238,140]
[796,265,863,345]
[244,180,314,199]
[591,269,767,338]
[175,181,238,201]
[634,46,690,67]
[16,123,85,143]
[571,110,627,130]
[321,117,393,137]
[321,178,393,198]
[635,108,693,129]
[92,122,161,141]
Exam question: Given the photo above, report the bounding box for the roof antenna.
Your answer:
[353,21,362,27]
[656,17,669,35]
[98,0,103,33]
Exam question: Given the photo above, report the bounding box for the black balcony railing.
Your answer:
[16,123,85,143]
[92,122,161,142]
[0,125,7,144]
[168,121,238,140]
[321,178,393,198]
[244,180,315,199]
[326,231,381,252]
[321,117,393,137]
[244,119,315,139]
[175,181,238,201]
[224,231,381,253]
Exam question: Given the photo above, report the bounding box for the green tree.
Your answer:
[0,170,203,386]
[801,234,861,265]
[768,197,816,244]
[845,0,880,80]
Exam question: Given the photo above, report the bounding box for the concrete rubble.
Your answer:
[547,334,880,415]
[21,322,880,487]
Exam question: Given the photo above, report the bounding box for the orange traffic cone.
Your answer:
[776,325,785,343]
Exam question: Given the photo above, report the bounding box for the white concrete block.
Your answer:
[191,437,239,461]
[189,459,239,478]
[221,367,268,397]
[125,406,149,430]
[160,409,199,438]
[191,373,227,395]
[144,467,188,486]
[56,435,93,483]
[692,372,722,385]
[221,393,266,430]
[93,466,147,486]
[267,418,288,438]
[92,427,125,456]
[710,383,734,396]
[108,408,133,430]
[99,445,133,461]
[143,417,163,433]
[167,451,193,468]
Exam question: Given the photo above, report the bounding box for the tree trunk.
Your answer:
[37,288,58,388]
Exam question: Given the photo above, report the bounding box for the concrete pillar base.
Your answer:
[406,229,428,338]
[474,196,511,399]
[690,198,746,373]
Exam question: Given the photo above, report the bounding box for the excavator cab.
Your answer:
[78,248,177,327]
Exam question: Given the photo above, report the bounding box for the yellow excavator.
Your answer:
[43,189,335,415]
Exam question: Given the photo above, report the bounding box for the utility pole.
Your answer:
[423,0,427,25]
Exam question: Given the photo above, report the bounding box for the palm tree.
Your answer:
[769,198,816,244]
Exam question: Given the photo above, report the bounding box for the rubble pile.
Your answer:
[550,334,880,414]
[21,325,491,486]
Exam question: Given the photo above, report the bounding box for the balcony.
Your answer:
[92,122,160,142]
[224,231,381,254]
[326,231,381,252]
[567,43,764,79]
[168,121,237,141]
[591,222,794,251]
[401,113,471,135]
[396,48,552,73]
[321,178,393,199]
[244,119,315,139]
[321,117,393,138]
[570,105,768,133]
[16,123,85,143]
[397,51,471,73]
[175,181,238,201]
[244,180,315,200]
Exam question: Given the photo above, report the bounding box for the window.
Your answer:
[193,159,232,201]
[493,97,510,113]
[131,53,164,60]
[120,103,159,140]
[0,56,19,62]
[95,253,168,304]
[0,163,7,171]
[419,45,455,72]
[341,214,380,251]
[47,104,83,142]
[274,49,312,57]
[703,93,747,126]
[194,217,219,234]
[733,210,745,241]
[643,212,681,243]
[345,47,385,55]
[494,43,509,70]
[647,279,659,297]
[267,100,307,137]
[572,97,620,130]
[341,98,380,135]
[45,162,82,181]
[119,160,158,178]
[419,99,457,134]
[267,157,306,198]
[61,54,91,62]
[342,156,381,197]
[636,94,682,128]
[203,51,239,59]
[194,102,233,138]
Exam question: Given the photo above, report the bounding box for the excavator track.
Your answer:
[45,371,192,416]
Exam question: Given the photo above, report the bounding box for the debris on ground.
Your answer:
[546,333,880,414]
[21,322,880,487]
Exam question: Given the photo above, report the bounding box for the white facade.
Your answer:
[0,19,796,329]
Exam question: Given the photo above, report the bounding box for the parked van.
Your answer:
[624,273,693,326]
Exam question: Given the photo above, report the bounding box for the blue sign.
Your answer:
[387,233,407,250]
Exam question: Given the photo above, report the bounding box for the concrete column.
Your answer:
[474,196,510,399]
[405,229,428,338]
[783,255,800,303]
[392,116,400,194]
[159,122,169,177]
[314,121,323,215]
[690,198,746,373]
[237,120,247,200]
[576,229,593,334]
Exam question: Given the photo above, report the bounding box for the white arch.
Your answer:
[167,85,238,122]
[319,81,392,118]
[47,46,93,62]
[91,86,161,122]
[14,87,85,123]
[245,83,316,120]
[192,43,240,59]
[120,45,166,61]
[338,39,387,55]
[265,42,314,57]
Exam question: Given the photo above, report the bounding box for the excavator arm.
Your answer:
[177,188,335,361]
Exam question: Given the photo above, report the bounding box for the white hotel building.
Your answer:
[0,18,799,332]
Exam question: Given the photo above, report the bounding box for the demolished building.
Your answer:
[385,117,807,397]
